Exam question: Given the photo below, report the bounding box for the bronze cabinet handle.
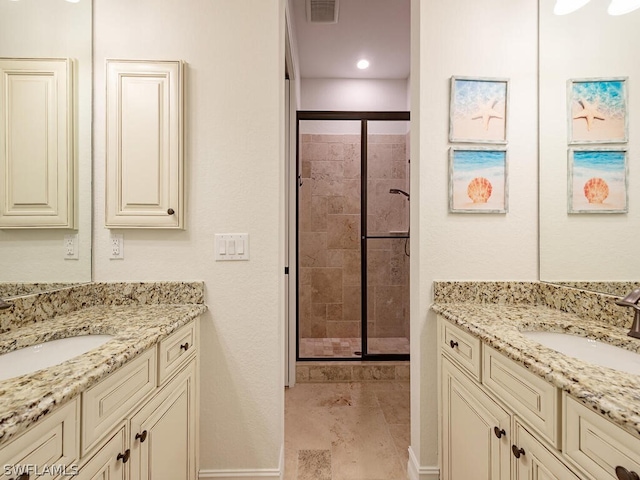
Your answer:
[512,445,525,458]
[494,427,506,438]
[180,342,189,351]
[135,430,148,443]
[449,340,458,349]
[167,208,175,215]
[117,449,131,463]
[615,466,640,480]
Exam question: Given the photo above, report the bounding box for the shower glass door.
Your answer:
[364,120,410,357]
[297,118,363,359]
[297,113,409,361]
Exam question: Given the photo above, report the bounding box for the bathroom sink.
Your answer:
[0,335,114,381]
[521,331,640,376]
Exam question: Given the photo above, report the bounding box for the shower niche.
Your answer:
[297,112,410,360]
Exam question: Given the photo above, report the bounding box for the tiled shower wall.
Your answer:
[298,133,410,349]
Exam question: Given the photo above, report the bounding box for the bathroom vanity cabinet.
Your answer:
[105,59,184,229]
[0,319,198,480]
[438,316,640,480]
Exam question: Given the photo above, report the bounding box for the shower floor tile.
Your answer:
[299,337,409,358]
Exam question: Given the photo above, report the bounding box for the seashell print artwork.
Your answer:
[583,177,609,204]
[569,149,627,213]
[467,177,493,203]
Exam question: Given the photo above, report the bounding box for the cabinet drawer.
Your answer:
[564,394,640,480]
[82,348,157,455]
[438,316,482,381]
[483,345,561,448]
[158,321,196,385]
[0,398,79,480]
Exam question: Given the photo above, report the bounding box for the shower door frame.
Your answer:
[296,111,410,362]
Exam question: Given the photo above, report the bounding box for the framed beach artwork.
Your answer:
[449,147,508,213]
[449,76,509,144]
[568,77,628,144]
[568,147,628,214]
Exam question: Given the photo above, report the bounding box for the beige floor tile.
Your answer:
[285,380,409,480]
[375,390,411,425]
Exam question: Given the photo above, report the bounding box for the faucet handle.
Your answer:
[616,288,640,310]
[0,298,11,310]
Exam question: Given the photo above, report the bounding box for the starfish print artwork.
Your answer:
[470,98,504,131]
[573,99,606,131]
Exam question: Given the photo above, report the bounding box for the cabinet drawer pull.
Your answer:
[511,445,525,458]
[136,430,148,442]
[180,342,190,351]
[167,208,175,215]
[117,449,131,463]
[494,427,506,439]
[449,340,459,349]
[615,466,640,480]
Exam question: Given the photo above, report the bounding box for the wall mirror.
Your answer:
[0,0,92,298]
[539,0,639,296]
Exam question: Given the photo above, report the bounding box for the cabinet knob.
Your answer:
[180,342,190,351]
[511,445,525,458]
[117,449,131,464]
[494,426,506,439]
[135,430,148,443]
[167,208,175,215]
[616,466,640,480]
[449,340,459,349]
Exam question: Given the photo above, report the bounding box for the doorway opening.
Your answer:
[296,111,410,361]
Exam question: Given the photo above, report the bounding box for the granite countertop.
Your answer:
[432,302,640,440]
[0,303,207,447]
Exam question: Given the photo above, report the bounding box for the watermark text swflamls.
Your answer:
[4,464,79,477]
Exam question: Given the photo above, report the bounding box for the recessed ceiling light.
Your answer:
[608,0,640,15]
[357,59,369,70]
[553,0,590,14]
[66,0,81,3]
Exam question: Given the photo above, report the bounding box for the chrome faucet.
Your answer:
[615,288,640,339]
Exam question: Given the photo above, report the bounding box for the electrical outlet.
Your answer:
[110,234,124,260]
[64,234,79,260]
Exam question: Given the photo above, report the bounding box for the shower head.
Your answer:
[389,188,410,200]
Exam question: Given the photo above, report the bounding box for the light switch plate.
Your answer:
[215,234,249,261]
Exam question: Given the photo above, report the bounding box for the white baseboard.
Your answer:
[199,445,284,480]
[408,446,440,480]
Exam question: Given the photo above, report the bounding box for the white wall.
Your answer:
[411,0,538,474]
[0,1,92,283]
[93,0,285,475]
[539,0,639,281]
[300,78,410,134]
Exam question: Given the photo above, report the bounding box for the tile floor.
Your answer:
[284,381,410,480]
[299,337,410,358]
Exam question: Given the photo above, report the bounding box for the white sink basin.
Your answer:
[0,335,114,381]
[522,331,640,376]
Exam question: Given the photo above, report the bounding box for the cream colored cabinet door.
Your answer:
[105,60,184,229]
[74,426,127,480]
[441,356,511,480]
[0,58,75,228]
[512,422,580,480]
[129,361,196,480]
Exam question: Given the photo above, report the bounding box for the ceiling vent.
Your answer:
[306,0,339,23]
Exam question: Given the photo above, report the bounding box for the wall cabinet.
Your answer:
[439,316,640,480]
[105,60,184,229]
[0,58,75,229]
[0,319,198,480]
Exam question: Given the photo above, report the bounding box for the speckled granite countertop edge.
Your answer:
[0,303,207,447]
[431,302,640,441]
